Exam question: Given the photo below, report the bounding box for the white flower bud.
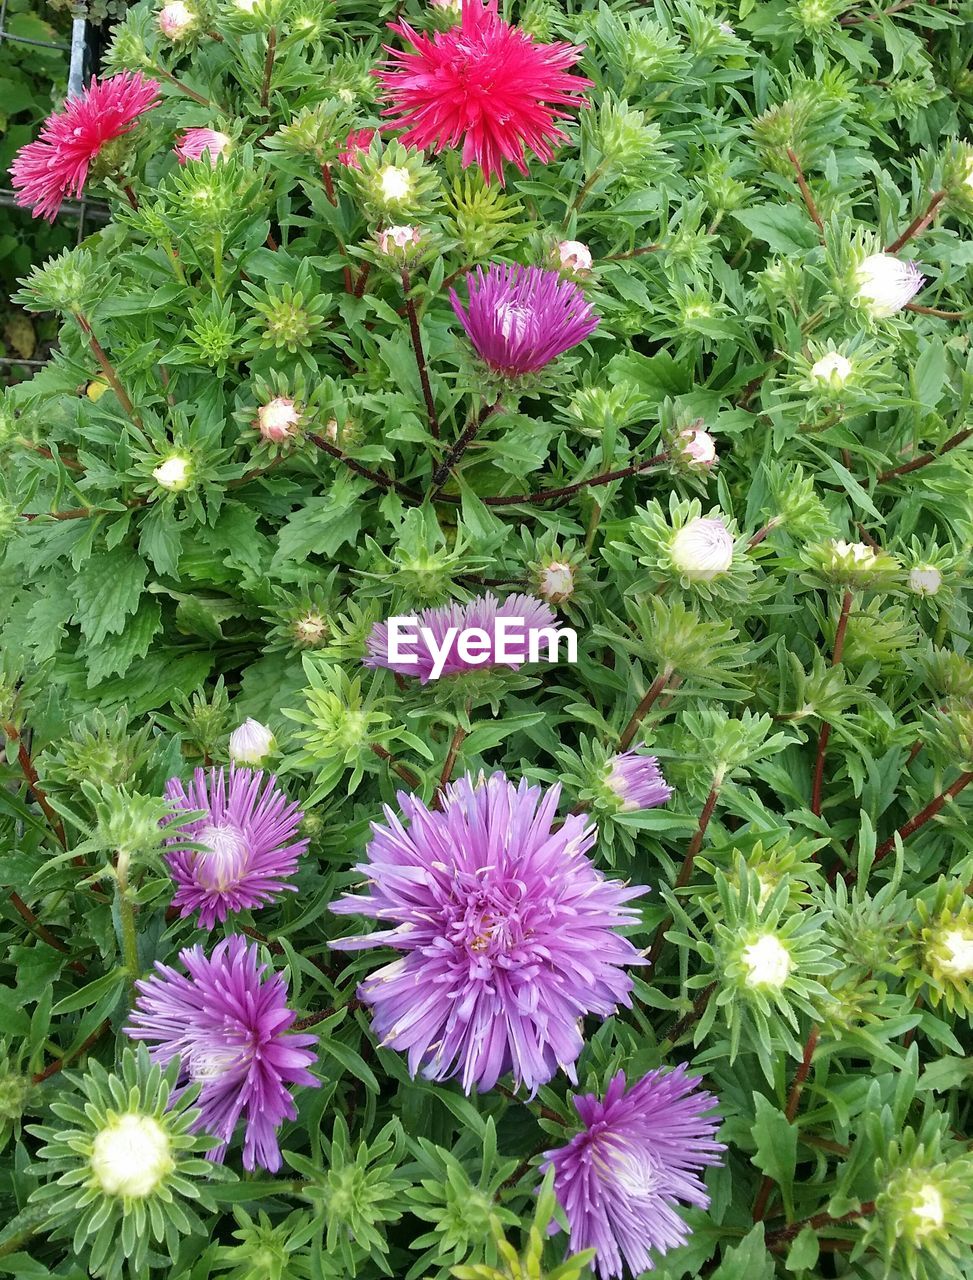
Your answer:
[904,1183,945,1239]
[741,932,792,989]
[228,717,276,764]
[557,240,593,273]
[538,561,575,604]
[90,1113,173,1198]
[377,225,422,254]
[676,427,718,469]
[830,539,877,570]
[908,564,941,596]
[810,351,853,386]
[669,517,734,578]
[377,165,413,203]
[158,0,195,39]
[937,928,973,977]
[257,397,301,443]
[152,455,192,491]
[855,254,925,317]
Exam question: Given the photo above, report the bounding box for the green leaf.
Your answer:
[85,599,163,686]
[51,968,127,1015]
[271,477,366,567]
[71,549,147,646]
[710,1225,774,1280]
[911,338,946,413]
[785,1226,820,1272]
[605,350,690,402]
[732,205,821,256]
[751,1092,798,1218]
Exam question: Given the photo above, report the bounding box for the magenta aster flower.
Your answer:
[364,591,557,684]
[377,0,591,186]
[164,767,308,929]
[337,127,376,168]
[450,264,598,377]
[330,772,646,1093]
[125,936,318,1172]
[604,748,673,811]
[11,72,160,220]
[544,1067,725,1279]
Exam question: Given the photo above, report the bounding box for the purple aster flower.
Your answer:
[364,591,558,684]
[125,936,318,1172]
[164,767,308,930]
[450,263,598,376]
[604,747,673,812]
[544,1067,725,1279]
[330,772,647,1094]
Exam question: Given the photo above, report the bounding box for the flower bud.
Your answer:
[908,564,942,596]
[158,0,196,39]
[676,426,717,469]
[337,128,376,169]
[669,517,734,578]
[152,455,192,492]
[810,351,853,387]
[228,717,276,764]
[293,611,328,647]
[256,396,301,443]
[430,0,462,10]
[537,561,575,604]
[829,539,876,571]
[855,254,925,317]
[556,240,593,273]
[377,164,414,204]
[174,128,232,165]
[740,931,792,989]
[931,927,973,978]
[376,224,422,255]
[90,1112,174,1198]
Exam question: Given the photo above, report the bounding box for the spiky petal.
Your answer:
[377,0,592,186]
[164,767,308,929]
[544,1067,725,1279]
[330,772,647,1094]
[11,72,160,220]
[125,936,318,1172]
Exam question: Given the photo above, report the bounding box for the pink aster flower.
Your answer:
[364,591,557,684]
[11,72,161,221]
[337,127,376,168]
[450,264,598,377]
[330,772,647,1093]
[377,0,592,186]
[604,747,673,812]
[256,396,302,442]
[174,128,232,164]
[125,936,318,1172]
[544,1067,725,1279]
[163,767,308,929]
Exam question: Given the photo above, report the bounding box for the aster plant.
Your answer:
[2,0,973,1275]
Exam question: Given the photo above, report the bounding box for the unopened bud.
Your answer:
[90,1113,174,1198]
[556,240,593,273]
[158,0,196,39]
[669,516,734,578]
[908,564,942,596]
[152,455,192,492]
[538,561,575,604]
[377,224,422,255]
[377,165,413,203]
[741,932,792,989]
[174,128,232,165]
[676,426,717,469]
[228,718,276,764]
[337,129,375,169]
[256,397,301,443]
[810,351,853,387]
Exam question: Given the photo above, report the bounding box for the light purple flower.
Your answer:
[450,264,598,376]
[125,936,318,1172]
[544,1067,725,1279]
[164,767,308,929]
[604,748,673,812]
[364,591,557,684]
[330,772,647,1094]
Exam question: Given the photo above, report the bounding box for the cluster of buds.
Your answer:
[256,396,303,444]
[157,0,198,40]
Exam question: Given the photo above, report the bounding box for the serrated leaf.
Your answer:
[71,549,147,645]
[272,476,366,567]
[85,599,162,686]
[785,1226,819,1272]
[751,1092,798,1218]
[733,204,820,255]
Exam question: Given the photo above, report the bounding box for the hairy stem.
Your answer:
[369,743,423,789]
[402,268,440,440]
[876,426,972,483]
[885,189,947,254]
[480,452,669,507]
[618,667,676,752]
[74,313,141,428]
[872,771,973,865]
[260,27,277,108]
[114,851,140,997]
[430,400,501,496]
[309,432,421,500]
[787,148,824,233]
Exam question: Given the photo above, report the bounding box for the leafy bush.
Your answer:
[2,1,973,1278]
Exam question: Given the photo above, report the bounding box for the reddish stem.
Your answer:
[74,314,140,427]
[481,452,669,507]
[648,780,721,969]
[308,432,421,501]
[885,189,947,254]
[752,1025,820,1221]
[810,591,852,817]
[873,771,973,865]
[369,743,422,789]
[877,427,972,483]
[787,148,824,233]
[33,1019,110,1083]
[402,267,441,440]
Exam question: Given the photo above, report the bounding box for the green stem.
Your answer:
[564,159,610,223]
[115,850,140,995]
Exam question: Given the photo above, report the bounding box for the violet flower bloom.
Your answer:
[450,264,598,376]
[125,936,318,1172]
[364,591,557,684]
[330,772,647,1094]
[164,767,308,929]
[544,1067,725,1279]
[604,748,673,812]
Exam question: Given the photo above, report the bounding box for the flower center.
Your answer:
[194,823,249,891]
[187,1043,250,1082]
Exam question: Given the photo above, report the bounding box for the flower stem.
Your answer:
[353,262,371,297]
[786,148,824,233]
[430,399,502,496]
[885,189,947,254]
[605,243,663,261]
[905,303,968,319]
[872,771,973,865]
[765,1202,875,1250]
[308,432,421,500]
[752,1024,820,1221]
[260,26,277,109]
[151,64,213,108]
[747,516,782,549]
[114,850,140,995]
[369,743,423,789]
[617,667,675,753]
[565,159,610,222]
[648,776,722,970]
[810,590,853,818]
[401,268,441,440]
[33,1019,111,1084]
[876,426,972,482]
[321,162,337,206]
[480,452,669,507]
[659,981,717,1050]
[2,721,68,848]
[121,182,139,210]
[74,313,141,428]
[432,722,468,809]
